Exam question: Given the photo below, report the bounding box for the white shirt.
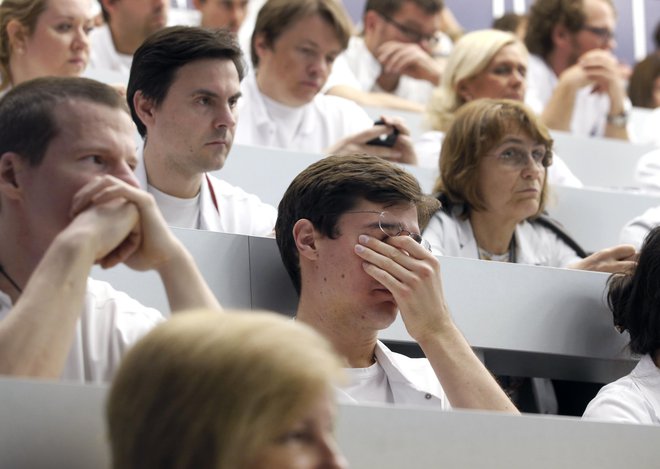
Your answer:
[423,209,582,267]
[235,73,374,152]
[325,36,435,105]
[583,354,660,425]
[0,279,164,383]
[85,24,133,85]
[336,341,450,408]
[620,204,660,250]
[525,54,627,138]
[135,152,277,236]
[634,149,660,195]
[413,130,583,188]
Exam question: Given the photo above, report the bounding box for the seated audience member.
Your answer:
[423,99,635,273]
[235,0,417,164]
[492,12,528,41]
[275,154,517,413]
[108,310,347,468]
[417,29,580,187]
[324,0,449,112]
[634,148,660,193]
[0,0,94,93]
[628,54,660,109]
[524,0,630,140]
[0,77,220,382]
[620,195,660,250]
[128,26,276,235]
[194,0,248,33]
[583,227,660,425]
[86,0,168,83]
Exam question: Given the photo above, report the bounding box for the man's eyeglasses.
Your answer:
[378,13,439,47]
[581,25,615,43]
[345,210,432,251]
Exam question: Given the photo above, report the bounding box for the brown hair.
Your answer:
[628,54,660,109]
[276,154,439,294]
[0,0,49,89]
[107,310,344,469]
[435,99,553,215]
[364,0,443,17]
[250,0,353,68]
[524,0,615,59]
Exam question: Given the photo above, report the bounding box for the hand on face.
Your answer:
[326,115,417,164]
[375,40,441,84]
[353,234,451,343]
[69,175,180,271]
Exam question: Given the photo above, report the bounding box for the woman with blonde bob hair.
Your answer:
[107,310,348,469]
[0,0,93,92]
[423,99,635,273]
[415,29,579,187]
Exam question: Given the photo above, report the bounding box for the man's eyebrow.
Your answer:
[191,89,219,98]
[230,91,242,100]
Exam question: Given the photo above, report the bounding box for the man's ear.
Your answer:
[551,23,571,49]
[292,219,319,261]
[100,0,120,18]
[363,10,380,34]
[253,33,271,59]
[0,152,25,201]
[133,90,156,129]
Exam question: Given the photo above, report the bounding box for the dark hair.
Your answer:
[525,0,615,59]
[275,154,439,294]
[654,20,660,50]
[250,0,353,68]
[0,76,127,166]
[128,26,245,137]
[435,99,553,215]
[364,0,443,17]
[628,54,660,109]
[492,13,526,34]
[607,226,660,355]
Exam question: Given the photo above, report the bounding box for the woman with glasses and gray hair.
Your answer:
[422,98,635,273]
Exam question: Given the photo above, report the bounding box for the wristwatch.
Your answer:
[606,111,629,128]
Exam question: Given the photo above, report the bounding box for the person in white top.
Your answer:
[275,154,517,413]
[128,26,276,236]
[418,28,581,187]
[524,0,629,140]
[235,0,417,165]
[193,0,248,33]
[86,0,168,84]
[0,77,220,382]
[0,0,95,93]
[325,0,449,112]
[583,226,660,425]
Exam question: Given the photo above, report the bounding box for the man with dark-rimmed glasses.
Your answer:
[275,153,518,413]
[524,0,630,140]
[325,0,451,112]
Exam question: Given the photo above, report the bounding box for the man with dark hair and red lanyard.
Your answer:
[128,26,276,236]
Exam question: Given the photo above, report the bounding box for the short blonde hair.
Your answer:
[107,310,344,469]
[0,0,49,89]
[425,29,526,132]
[435,99,553,216]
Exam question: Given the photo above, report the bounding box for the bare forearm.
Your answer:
[418,321,518,413]
[157,242,221,312]
[540,84,579,132]
[0,231,95,377]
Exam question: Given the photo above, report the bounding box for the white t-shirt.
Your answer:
[343,360,395,404]
[324,36,435,105]
[634,149,660,195]
[413,130,583,187]
[583,354,660,425]
[135,154,277,236]
[0,279,164,383]
[85,24,133,85]
[235,72,374,153]
[525,54,628,138]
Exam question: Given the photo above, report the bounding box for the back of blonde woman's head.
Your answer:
[0,0,49,89]
[107,310,344,469]
[425,29,524,132]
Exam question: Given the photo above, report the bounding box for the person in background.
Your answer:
[0,0,94,93]
[417,29,580,187]
[492,12,527,41]
[193,0,248,34]
[524,0,630,140]
[107,310,348,468]
[583,226,660,425]
[235,0,417,164]
[628,54,660,109]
